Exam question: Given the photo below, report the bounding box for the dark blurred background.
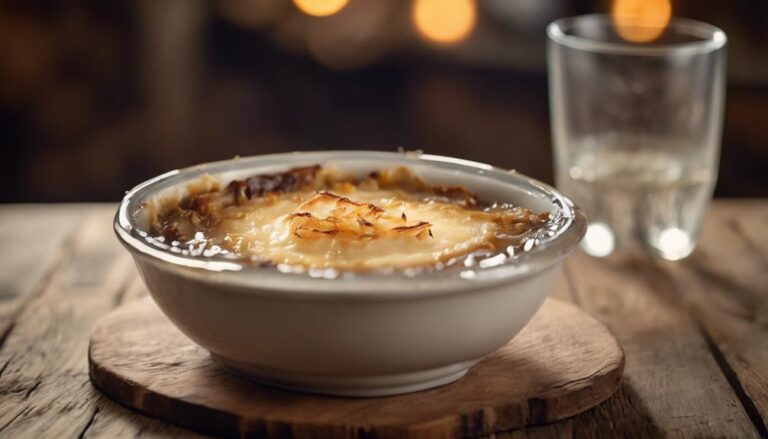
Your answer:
[0,0,766,202]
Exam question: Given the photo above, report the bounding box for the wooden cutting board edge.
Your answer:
[88,298,624,438]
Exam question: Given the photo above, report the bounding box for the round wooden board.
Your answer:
[89,298,624,438]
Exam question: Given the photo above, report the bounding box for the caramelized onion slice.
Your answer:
[285,192,433,241]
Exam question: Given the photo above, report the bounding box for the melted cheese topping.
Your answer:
[150,166,549,271]
[208,190,502,270]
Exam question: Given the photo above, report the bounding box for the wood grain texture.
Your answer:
[0,205,84,343]
[559,251,760,438]
[89,298,624,438]
[501,246,762,439]
[1,201,767,438]
[0,206,202,438]
[653,201,768,436]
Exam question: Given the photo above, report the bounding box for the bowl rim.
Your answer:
[115,150,586,298]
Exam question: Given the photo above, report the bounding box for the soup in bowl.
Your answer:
[114,151,586,396]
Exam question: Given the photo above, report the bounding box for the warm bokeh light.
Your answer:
[412,0,476,45]
[293,0,349,17]
[611,0,672,43]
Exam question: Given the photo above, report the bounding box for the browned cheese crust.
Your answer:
[147,165,550,271]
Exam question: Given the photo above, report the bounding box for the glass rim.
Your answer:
[547,14,727,56]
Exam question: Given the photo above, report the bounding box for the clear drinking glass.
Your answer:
[547,14,727,260]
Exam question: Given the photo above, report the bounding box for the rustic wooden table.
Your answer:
[0,201,766,438]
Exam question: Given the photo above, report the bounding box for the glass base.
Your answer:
[580,223,696,261]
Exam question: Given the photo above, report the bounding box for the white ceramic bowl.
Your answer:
[115,151,586,397]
